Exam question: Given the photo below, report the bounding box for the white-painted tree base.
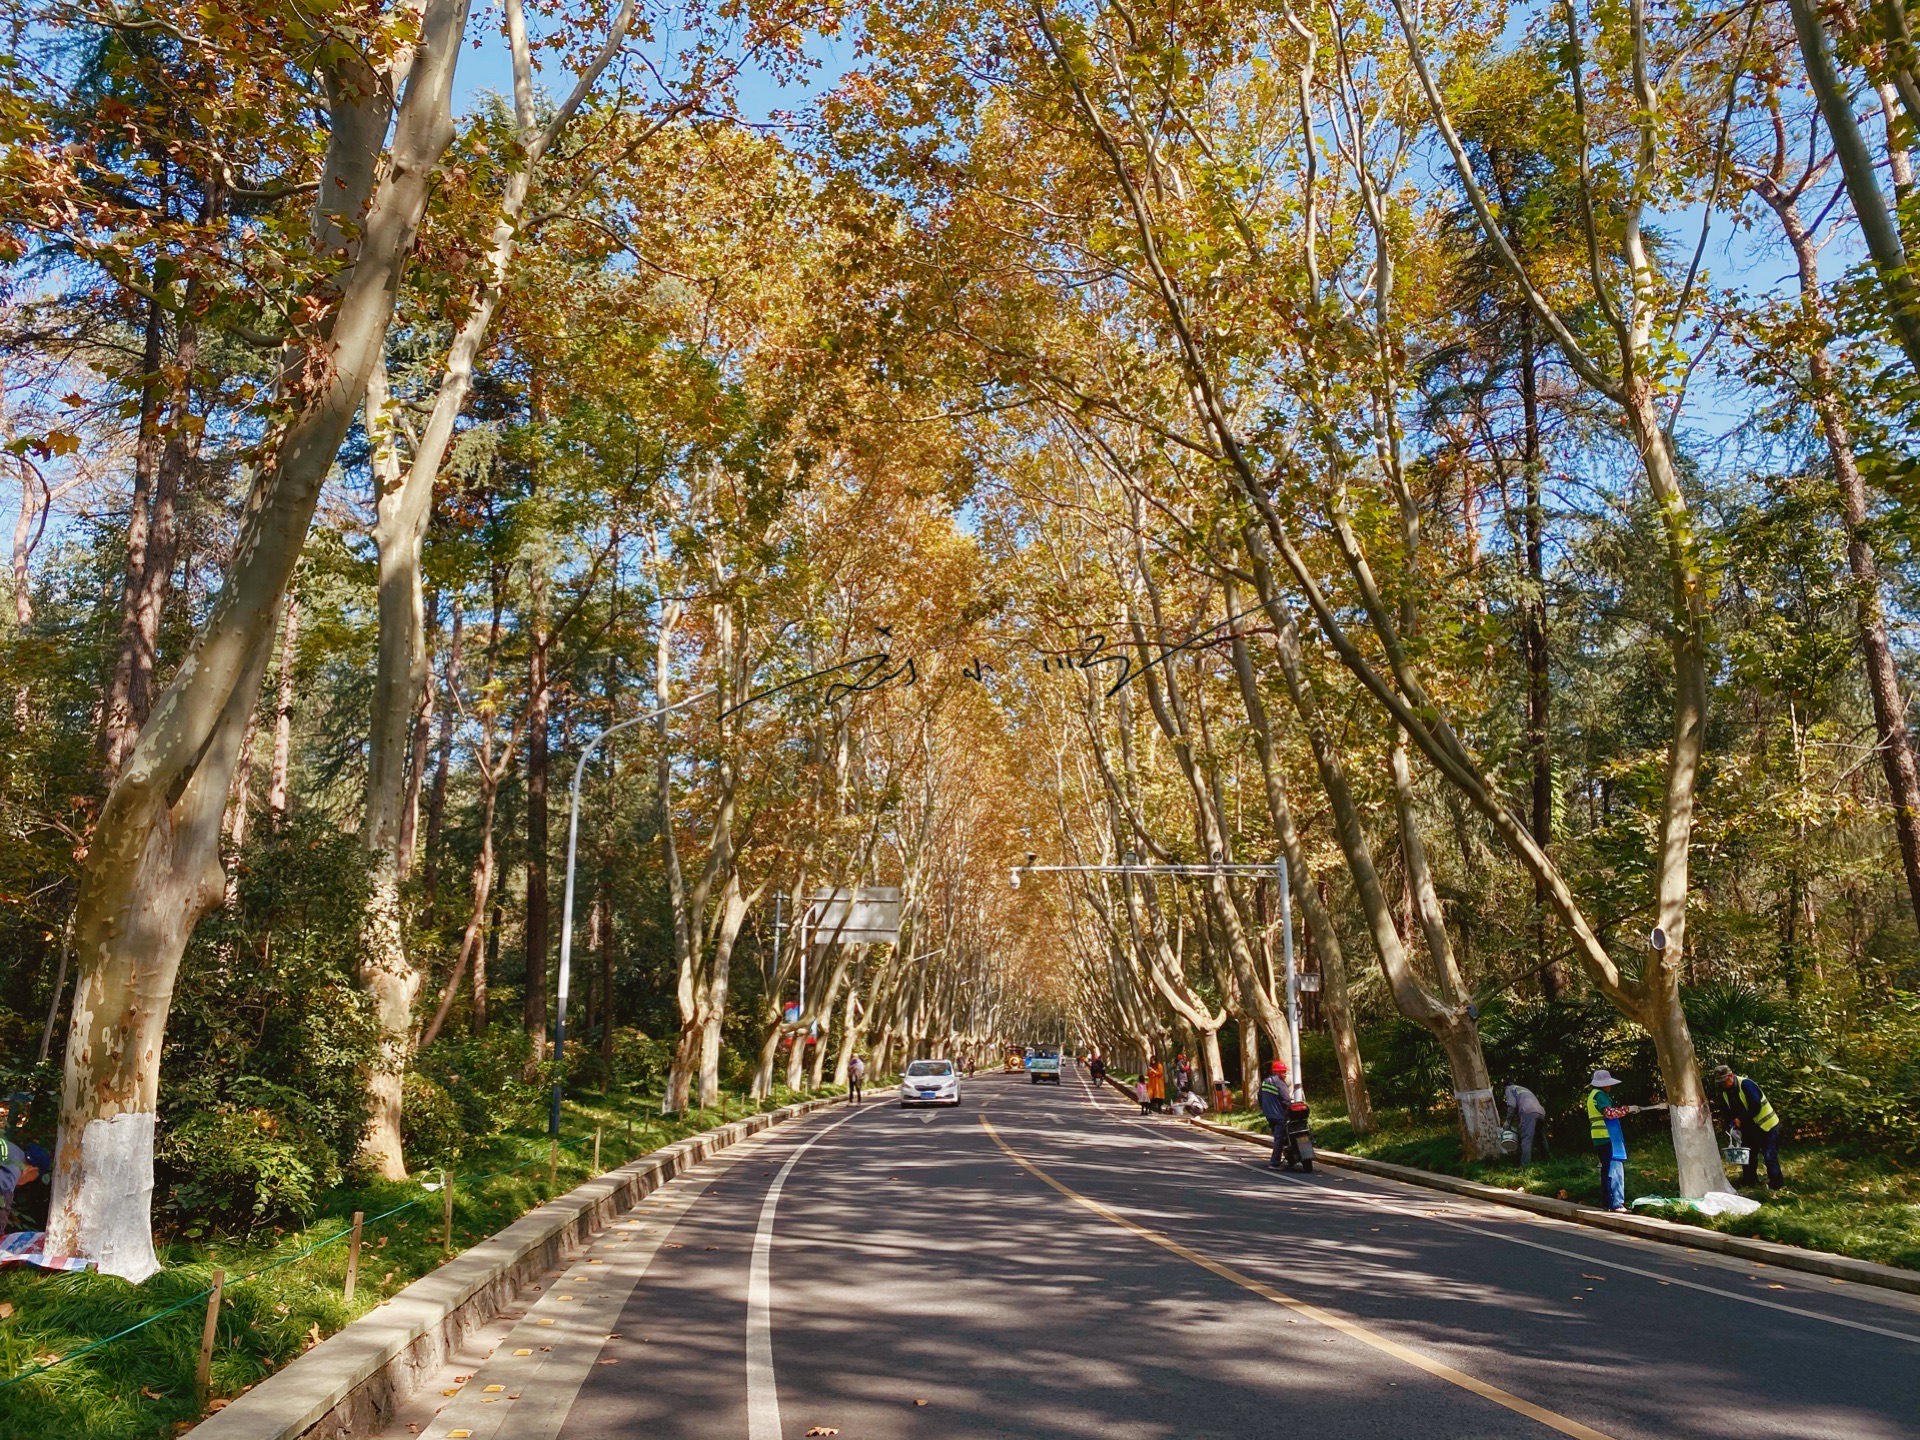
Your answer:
[75,1112,160,1282]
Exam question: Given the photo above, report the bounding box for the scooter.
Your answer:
[1282,1100,1315,1172]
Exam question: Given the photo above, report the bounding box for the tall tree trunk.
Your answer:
[1237,1014,1259,1110]
[697,878,749,1107]
[833,976,861,1085]
[1244,542,1501,1159]
[1226,592,1373,1131]
[418,802,499,1051]
[398,651,435,876]
[422,600,464,910]
[1789,0,1920,379]
[100,294,169,778]
[1757,168,1920,937]
[597,881,616,1070]
[1518,322,1568,999]
[357,353,433,1170]
[268,589,299,825]
[225,708,258,848]
[47,2,470,1275]
[524,565,551,1060]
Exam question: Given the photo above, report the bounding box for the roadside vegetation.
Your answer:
[0,1083,839,1440]
[1202,1028,1920,1273]
[11,0,1920,1426]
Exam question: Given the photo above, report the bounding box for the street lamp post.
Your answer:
[1011,855,1303,1097]
[551,688,716,1136]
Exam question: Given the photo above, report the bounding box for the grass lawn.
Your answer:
[1208,1103,1920,1272]
[0,1083,842,1440]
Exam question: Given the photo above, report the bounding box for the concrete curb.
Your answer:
[187,1096,847,1440]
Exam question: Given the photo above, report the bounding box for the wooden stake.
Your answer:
[443,1173,454,1256]
[593,1126,602,1173]
[344,1211,364,1303]
[195,1268,224,1402]
[625,1116,632,1160]
[549,1138,559,1187]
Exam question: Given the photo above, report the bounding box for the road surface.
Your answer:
[379,1066,1920,1440]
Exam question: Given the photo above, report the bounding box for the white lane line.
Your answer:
[411,1139,762,1440]
[745,1104,872,1440]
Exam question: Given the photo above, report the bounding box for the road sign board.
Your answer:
[805,886,902,946]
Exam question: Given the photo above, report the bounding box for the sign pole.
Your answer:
[1278,856,1301,1098]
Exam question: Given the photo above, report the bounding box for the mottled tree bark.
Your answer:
[48,1,470,1273]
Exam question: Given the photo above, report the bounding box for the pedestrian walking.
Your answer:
[847,1053,866,1105]
[1145,1059,1167,1112]
[1502,1081,1548,1165]
[1585,1069,1641,1212]
[1259,1061,1294,1170]
[1712,1064,1785,1191]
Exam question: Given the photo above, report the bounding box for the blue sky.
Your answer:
[450,20,856,126]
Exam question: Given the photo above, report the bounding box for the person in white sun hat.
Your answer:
[1584,1069,1641,1212]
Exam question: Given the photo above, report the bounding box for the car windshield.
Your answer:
[905,1061,953,1077]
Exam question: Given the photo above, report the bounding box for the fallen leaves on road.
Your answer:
[915,1398,929,1406]
[806,1428,840,1436]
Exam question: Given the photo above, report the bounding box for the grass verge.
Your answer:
[1208,1103,1920,1272]
[0,1083,842,1440]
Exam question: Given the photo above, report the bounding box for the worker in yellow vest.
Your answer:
[1712,1064,1785,1191]
[1584,1070,1640,1211]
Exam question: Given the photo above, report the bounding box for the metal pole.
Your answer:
[772,889,783,995]
[552,690,715,1136]
[1278,856,1301,1099]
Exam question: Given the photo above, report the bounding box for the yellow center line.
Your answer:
[978,1114,1619,1440]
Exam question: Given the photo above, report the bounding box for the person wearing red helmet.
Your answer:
[1258,1059,1295,1170]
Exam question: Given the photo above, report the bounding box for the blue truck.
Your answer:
[1027,1047,1062,1084]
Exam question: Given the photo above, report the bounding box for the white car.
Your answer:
[899,1059,962,1107]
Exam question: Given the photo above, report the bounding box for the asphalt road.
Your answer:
[388,1066,1920,1440]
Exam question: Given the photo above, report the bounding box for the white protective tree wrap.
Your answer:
[75,1112,160,1282]
[1669,1100,1729,1200]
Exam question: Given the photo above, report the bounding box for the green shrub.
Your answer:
[162,817,380,1186]
[608,1027,668,1090]
[157,1102,336,1234]
[1751,989,1920,1156]
[400,1071,466,1165]
[413,1027,547,1138]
